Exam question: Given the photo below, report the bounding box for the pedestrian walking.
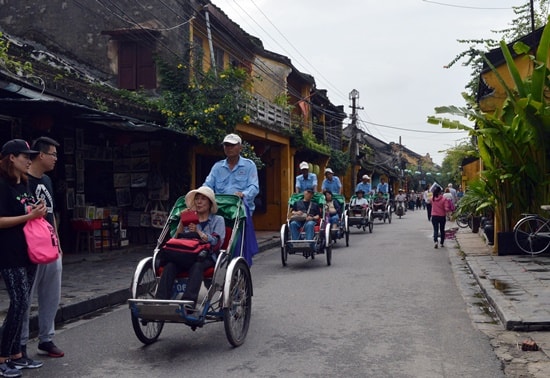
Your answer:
[431,185,451,249]
[20,137,64,359]
[423,184,432,221]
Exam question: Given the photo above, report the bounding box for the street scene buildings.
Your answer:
[0,0,436,252]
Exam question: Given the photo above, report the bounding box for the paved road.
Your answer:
[21,207,506,377]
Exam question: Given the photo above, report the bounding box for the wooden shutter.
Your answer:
[118,42,156,90]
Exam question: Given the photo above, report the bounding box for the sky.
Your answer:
[211,0,538,165]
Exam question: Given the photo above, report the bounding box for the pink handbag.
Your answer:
[23,214,59,264]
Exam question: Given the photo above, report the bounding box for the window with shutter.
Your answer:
[118,41,156,90]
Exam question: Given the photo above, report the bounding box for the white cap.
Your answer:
[299,161,309,170]
[362,174,370,180]
[325,168,334,174]
[222,133,242,145]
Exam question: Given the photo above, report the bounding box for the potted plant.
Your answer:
[455,179,495,234]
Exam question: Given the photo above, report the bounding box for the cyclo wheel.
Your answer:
[345,222,349,247]
[130,258,164,345]
[281,224,289,267]
[514,216,550,255]
[224,260,252,347]
[326,243,332,266]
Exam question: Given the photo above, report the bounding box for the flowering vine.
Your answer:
[158,65,252,145]
[241,141,265,170]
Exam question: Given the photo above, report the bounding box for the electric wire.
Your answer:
[244,0,348,101]
[421,0,517,10]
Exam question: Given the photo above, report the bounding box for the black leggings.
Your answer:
[1,265,36,357]
[431,215,446,244]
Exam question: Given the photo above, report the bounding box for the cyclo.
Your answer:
[345,192,374,234]
[280,192,332,266]
[327,193,350,247]
[371,192,392,223]
[128,194,252,346]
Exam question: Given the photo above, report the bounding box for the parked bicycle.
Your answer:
[455,212,472,229]
[513,205,550,255]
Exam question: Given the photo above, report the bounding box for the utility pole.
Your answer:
[349,89,361,191]
[204,8,217,77]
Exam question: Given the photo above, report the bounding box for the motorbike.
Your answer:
[395,200,405,218]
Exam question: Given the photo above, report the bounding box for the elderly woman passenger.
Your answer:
[156,186,225,312]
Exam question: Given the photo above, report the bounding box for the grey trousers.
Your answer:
[20,255,62,346]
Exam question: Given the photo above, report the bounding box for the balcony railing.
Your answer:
[246,94,291,132]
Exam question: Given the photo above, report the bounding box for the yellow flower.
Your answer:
[177,63,183,69]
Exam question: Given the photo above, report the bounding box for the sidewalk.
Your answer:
[0,231,281,335]
[454,229,550,331]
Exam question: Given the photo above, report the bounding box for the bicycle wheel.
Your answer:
[514,216,550,255]
[456,214,469,228]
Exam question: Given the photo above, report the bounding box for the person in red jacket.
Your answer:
[430,185,451,249]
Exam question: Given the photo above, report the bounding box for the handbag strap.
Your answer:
[154,200,165,211]
[305,201,312,216]
[144,201,151,212]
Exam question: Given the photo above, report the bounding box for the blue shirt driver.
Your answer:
[203,134,259,212]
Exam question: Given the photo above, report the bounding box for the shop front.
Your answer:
[0,99,193,254]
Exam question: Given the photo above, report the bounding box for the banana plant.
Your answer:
[428,18,550,233]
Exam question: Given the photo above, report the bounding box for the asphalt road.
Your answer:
[23,208,505,377]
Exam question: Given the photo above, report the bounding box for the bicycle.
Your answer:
[455,212,472,229]
[513,205,550,255]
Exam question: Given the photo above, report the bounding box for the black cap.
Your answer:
[1,139,39,156]
[304,188,314,192]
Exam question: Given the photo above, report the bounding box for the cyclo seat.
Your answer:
[158,226,232,279]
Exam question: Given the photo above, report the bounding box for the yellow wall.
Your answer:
[236,124,292,230]
[251,56,292,101]
[461,160,481,190]
[479,54,533,112]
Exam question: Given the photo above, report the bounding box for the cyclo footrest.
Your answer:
[128,299,195,322]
